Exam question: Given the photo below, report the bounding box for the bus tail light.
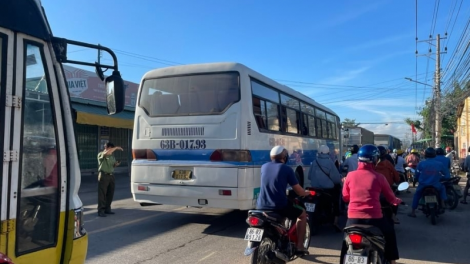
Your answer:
[210,150,252,162]
[132,149,157,160]
[138,185,149,191]
[74,207,86,239]
[219,189,232,196]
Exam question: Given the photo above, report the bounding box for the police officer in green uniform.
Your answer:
[97,142,123,217]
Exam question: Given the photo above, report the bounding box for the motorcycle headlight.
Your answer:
[74,207,86,239]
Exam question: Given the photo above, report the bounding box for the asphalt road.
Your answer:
[80,175,470,264]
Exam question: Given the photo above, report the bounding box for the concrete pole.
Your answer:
[435,34,441,148]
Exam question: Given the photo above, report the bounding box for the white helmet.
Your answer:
[320,145,329,154]
[270,146,285,156]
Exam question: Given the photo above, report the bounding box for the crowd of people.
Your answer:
[256,143,470,264]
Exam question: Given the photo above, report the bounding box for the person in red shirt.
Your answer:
[341,144,402,264]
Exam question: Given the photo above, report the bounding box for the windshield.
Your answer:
[139,72,240,116]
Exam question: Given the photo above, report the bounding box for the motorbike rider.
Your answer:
[405,149,420,187]
[341,144,402,264]
[341,145,359,176]
[435,147,451,172]
[445,147,456,161]
[256,146,310,254]
[394,150,406,177]
[308,145,342,231]
[375,146,401,224]
[408,147,449,218]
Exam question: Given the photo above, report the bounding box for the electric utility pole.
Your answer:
[417,34,447,148]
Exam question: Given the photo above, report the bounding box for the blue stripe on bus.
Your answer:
[149,149,319,166]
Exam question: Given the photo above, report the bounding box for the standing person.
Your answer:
[461,147,470,205]
[308,145,342,231]
[341,145,402,264]
[97,142,123,217]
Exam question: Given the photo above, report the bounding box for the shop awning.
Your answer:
[72,103,134,129]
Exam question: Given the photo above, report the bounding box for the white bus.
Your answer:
[131,63,341,210]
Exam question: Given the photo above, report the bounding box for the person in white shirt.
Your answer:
[341,145,359,177]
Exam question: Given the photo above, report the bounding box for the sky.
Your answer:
[41,0,470,143]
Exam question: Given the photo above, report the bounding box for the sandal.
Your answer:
[460,200,468,204]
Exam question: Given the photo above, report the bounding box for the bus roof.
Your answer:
[0,0,51,41]
[142,62,339,118]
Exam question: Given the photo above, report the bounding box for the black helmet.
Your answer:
[350,145,359,154]
[377,146,387,157]
[424,147,436,158]
[436,148,445,156]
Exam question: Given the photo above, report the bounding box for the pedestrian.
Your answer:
[97,141,123,217]
[461,147,470,205]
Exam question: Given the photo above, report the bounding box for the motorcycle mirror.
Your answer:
[397,182,410,191]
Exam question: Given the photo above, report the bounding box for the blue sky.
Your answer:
[42,0,470,142]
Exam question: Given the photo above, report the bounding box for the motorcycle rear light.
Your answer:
[349,233,363,244]
[309,190,316,196]
[246,216,263,226]
[210,149,252,162]
[132,149,158,161]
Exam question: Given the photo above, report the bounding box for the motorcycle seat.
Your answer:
[248,210,286,223]
[344,224,383,237]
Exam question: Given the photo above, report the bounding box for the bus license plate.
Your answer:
[344,254,367,264]
[305,203,316,212]
[424,195,437,203]
[244,228,263,242]
[172,170,192,180]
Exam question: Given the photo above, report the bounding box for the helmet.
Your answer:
[393,149,397,153]
[350,145,359,154]
[445,147,451,153]
[270,146,285,156]
[397,149,404,155]
[377,146,387,157]
[358,144,379,163]
[436,148,445,156]
[411,149,418,154]
[424,147,436,158]
[319,145,329,154]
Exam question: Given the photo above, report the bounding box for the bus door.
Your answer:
[2,32,67,263]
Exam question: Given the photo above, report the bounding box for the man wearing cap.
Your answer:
[97,141,123,217]
[256,145,311,255]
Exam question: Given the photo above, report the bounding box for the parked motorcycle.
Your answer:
[244,190,316,264]
[340,182,409,264]
[441,176,463,210]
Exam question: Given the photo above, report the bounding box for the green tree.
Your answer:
[341,118,360,128]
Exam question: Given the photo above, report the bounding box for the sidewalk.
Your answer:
[79,172,130,194]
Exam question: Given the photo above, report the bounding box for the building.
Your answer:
[456,97,470,160]
[64,65,137,175]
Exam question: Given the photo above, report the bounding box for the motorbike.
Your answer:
[441,176,463,210]
[340,182,409,264]
[244,189,316,264]
[306,187,340,235]
[418,186,444,225]
[405,167,416,187]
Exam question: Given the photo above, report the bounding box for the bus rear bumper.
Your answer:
[132,183,256,210]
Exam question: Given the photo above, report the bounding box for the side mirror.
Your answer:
[397,182,409,191]
[105,70,125,114]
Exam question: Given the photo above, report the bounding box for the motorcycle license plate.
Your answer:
[244,228,263,242]
[305,202,316,212]
[344,254,368,264]
[425,195,437,203]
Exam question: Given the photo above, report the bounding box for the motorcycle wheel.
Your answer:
[250,237,276,264]
[430,207,437,225]
[304,221,311,249]
[446,188,459,210]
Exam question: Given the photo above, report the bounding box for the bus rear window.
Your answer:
[139,72,240,116]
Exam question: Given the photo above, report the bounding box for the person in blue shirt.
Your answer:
[435,147,451,173]
[256,145,310,254]
[341,145,359,176]
[408,147,449,218]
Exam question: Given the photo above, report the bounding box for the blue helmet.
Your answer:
[358,144,379,163]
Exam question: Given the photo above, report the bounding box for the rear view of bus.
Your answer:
[131,63,256,209]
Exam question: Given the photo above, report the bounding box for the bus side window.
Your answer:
[252,97,266,129]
